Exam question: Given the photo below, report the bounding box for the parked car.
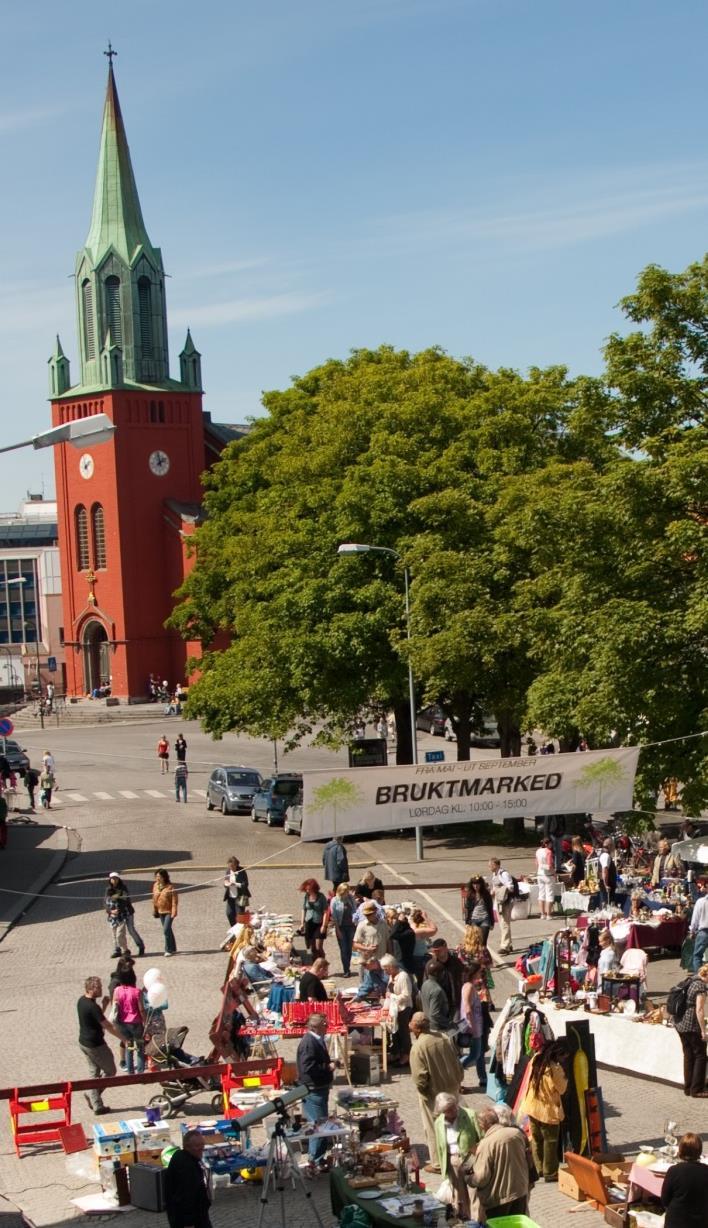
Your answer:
[206,766,263,815]
[283,802,302,836]
[0,739,30,776]
[251,773,303,826]
[415,704,447,736]
[444,717,500,748]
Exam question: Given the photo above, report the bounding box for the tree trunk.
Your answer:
[498,711,524,838]
[394,698,413,765]
[455,711,471,761]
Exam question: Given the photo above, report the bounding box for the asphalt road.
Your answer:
[0,716,703,1228]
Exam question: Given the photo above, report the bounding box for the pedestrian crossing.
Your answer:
[16,786,213,807]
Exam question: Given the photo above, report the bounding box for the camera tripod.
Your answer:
[256,1111,325,1228]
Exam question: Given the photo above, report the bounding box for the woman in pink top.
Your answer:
[112,969,146,1073]
[535,837,556,920]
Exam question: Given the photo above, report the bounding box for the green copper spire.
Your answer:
[84,61,156,266]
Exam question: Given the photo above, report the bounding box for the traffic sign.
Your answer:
[47,656,57,673]
[424,749,445,763]
[0,717,14,737]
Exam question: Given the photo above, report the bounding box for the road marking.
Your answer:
[194,789,207,797]
[145,789,167,798]
[119,791,139,799]
[94,791,113,800]
[66,793,88,802]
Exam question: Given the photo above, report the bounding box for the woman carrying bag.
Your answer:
[223,856,250,928]
[104,872,145,958]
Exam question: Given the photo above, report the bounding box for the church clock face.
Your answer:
[149,449,170,477]
[79,453,94,479]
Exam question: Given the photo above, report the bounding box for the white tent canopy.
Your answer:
[670,837,708,866]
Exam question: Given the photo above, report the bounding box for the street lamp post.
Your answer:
[0,413,116,455]
[337,542,424,861]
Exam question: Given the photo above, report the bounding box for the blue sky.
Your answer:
[1,0,707,506]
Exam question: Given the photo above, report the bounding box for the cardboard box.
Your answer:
[604,1205,629,1228]
[124,1118,172,1148]
[135,1148,165,1167]
[95,1148,136,1170]
[92,1122,135,1158]
[558,1164,586,1201]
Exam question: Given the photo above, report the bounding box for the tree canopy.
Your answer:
[171,257,708,811]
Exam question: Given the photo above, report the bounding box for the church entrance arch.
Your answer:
[82,620,109,696]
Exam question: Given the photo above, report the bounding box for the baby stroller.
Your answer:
[146,1026,222,1119]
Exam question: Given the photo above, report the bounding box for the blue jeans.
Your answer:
[460,1034,482,1070]
[120,1022,145,1073]
[302,1088,330,1160]
[175,780,187,802]
[336,926,355,976]
[160,913,177,953]
[692,928,708,972]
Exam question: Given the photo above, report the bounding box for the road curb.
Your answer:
[0,823,71,943]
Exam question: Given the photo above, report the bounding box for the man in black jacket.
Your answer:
[165,1132,212,1228]
[296,1012,334,1164]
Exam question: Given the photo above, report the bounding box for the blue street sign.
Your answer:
[47,656,57,672]
[0,717,14,736]
[425,750,445,763]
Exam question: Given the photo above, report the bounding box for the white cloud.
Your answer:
[0,103,72,134]
[170,290,332,328]
[362,164,708,256]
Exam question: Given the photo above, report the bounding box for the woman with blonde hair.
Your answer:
[410,907,437,983]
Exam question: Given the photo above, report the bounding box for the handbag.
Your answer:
[223,888,230,902]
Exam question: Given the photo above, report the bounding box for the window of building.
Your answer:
[138,276,153,356]
[82,280,95,360]
[105,276,122,346]
[92,503,107,569]
[59,626,65,647]
[75,505,89,570]
[0,560,39,646]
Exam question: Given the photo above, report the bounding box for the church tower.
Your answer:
[49,53,210,700]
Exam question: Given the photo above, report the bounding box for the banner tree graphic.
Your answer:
[576,756,628,809]
[309,777,365,837]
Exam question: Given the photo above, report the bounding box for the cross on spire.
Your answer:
[104,42,117,65]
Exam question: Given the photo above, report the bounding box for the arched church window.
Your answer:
[75,505,89,570]
[92,503,107,570]
[82,280,95,360]
[105,276,122,345]
[138,277,154,357]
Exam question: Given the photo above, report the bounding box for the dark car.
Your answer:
[415,704,447,736]
[251,773,303,826]
[206,766,263,815]
[0,739,30,776]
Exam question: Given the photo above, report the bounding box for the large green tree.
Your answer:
[512,257,708,812]
[170,348,608,765]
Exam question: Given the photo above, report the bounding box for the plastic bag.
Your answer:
[434,1177,454,1205]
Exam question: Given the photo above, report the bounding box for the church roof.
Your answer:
[83,62,159,268]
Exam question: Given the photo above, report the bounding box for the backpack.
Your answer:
[509,875,521,900]
[666,976,692,1022]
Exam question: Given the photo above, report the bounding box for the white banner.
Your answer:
[300,747,640,841]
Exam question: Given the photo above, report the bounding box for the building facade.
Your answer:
[0,497,66,700]
[49,62,243,700]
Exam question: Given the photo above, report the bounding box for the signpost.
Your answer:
[425,749,445,763]
[0,716,14,757]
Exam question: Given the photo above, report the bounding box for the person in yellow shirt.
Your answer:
[519,1040,569,1181]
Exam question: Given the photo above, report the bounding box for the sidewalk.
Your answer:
[0,819,70,940]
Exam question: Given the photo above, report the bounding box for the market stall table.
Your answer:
[330,1167,434,1228]
[341,1000,392,1079]
[574,914,687,950]
[541,1004,683,1085]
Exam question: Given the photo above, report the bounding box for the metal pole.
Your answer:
[404,567,423,861]
[36,633,44,730]
[273,738,278,775]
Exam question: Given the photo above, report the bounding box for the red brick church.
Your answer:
[48,59,242,700]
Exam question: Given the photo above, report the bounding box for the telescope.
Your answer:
[234,1083,310,1130]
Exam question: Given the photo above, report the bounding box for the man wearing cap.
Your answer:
[353,901,389,977]
[426,938,464,1020]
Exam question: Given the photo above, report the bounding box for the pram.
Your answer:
[145,1026,222,1119]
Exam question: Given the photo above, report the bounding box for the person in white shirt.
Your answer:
[381,954,414,1064]
[489,858,514,955]
[598,839,618,906]
[689,888,708,973]
[596,930,618,980]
